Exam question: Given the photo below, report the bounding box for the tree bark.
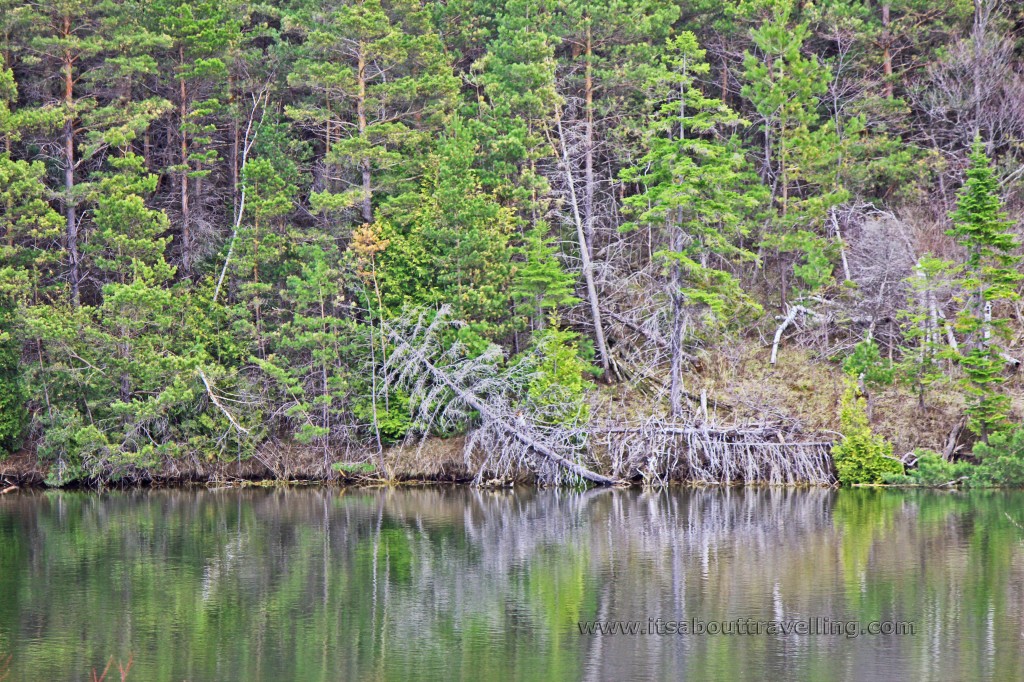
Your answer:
[583,26,595,259]
[881,3,893,99]
[555,116,611,378]
[62,16,80,307]
[357,48,372,223]
[179,46,192,274]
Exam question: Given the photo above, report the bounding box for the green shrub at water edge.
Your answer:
[332,462,376,475]
[0,301,27,457]
[971,426,1024,487]
[832,381,903,485]
[883,449,973,486]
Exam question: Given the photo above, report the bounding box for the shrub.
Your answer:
[971,426,1024,487]
[832,381,903,484]
[883,449,973,486]
[0,301,27,457]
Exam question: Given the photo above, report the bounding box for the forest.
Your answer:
[3,0,1024,487]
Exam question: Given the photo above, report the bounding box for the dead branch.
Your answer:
[199,370,249,435]
[383,307,618,485]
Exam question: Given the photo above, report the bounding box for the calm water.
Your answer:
[1,486,1022,681]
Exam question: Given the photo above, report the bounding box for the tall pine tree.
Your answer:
[948,138,1022,442]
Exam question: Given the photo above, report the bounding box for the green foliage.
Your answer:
[971,426,1024,488]
[742,8,849,293]
[287,0,459,218]
[883,450,973,487]
[832,380,903,485]
[377,119,514,334]
[0,0,1022,485]
[843,334,895,392]
[898,256,959,406]
[331,461,376,475]
[621,32,764,328]
[947,139,1022,441]
[0,299,27,456]
[521,323,594,427]
[511,221,580,329]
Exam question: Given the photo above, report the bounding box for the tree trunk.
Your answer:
[179,47,192,274]
[583,27,595,259]
[62,17,80,307]
[357,48,372,223]
[229,68,239,218]
[555,116,611,378]
[881,3,893,99]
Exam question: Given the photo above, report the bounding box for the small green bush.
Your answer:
[832,381,903,485]
[883,449,973,486]
[332,461,376,475]
[971,426,1024,487]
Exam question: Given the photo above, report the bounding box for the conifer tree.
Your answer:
[0,297,26,456]
[149,0,240,273]
[286,0,459,223]
[742,6,847,297]
[378,119,514,335]
[947,139,1022,442]
[899,256,958,409]
[622,32,764,417]
[512,221,580,331]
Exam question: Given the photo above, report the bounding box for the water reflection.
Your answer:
[0,486,1022,681]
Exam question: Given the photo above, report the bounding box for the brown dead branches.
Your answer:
[596,416,835,486]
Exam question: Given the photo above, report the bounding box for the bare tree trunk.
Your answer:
[583,27,595,259]
[62,19,80,307]
[881,3,893,98]
[358,48,372,223]
[669,292,686,417]
[179,48,192,274]
[229,69,239,218]
[555,115,611,377]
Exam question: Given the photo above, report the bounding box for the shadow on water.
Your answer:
[1,486,1023,681]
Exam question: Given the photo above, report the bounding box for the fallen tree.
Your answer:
[382,307,618,486]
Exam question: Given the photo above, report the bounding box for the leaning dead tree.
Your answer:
[595,416,835,486]
[382,307,618,486]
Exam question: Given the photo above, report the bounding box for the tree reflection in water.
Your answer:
[0,487,1022,681]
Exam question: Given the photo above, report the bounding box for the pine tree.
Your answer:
[511,221,580,331]
[742,6,848,296]
[148,0,240,274]
[622,32,764,417]
[947,139,1022,442]
[842,333,894,421]
[466,0,559,206]
[286,0,459,224]
[898,255,958,409]
[377,118,514,335]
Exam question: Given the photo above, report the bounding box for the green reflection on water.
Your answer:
[0,487,1022,681]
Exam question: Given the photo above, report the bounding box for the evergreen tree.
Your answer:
[899,255,958,409]
[148,0,240,274]
[0,297,26,456]
[377,118,514,335]
[622,32,764,417]
[742,6,847,296]
[842,333,894,421]
[947,139,1022,441]
[466,0,558,207]
[511,220,579,331]
[286,0,459,224]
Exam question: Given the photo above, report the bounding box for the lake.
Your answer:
[1,486,1022,680]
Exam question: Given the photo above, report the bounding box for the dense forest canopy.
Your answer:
[3,0,1024,486]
